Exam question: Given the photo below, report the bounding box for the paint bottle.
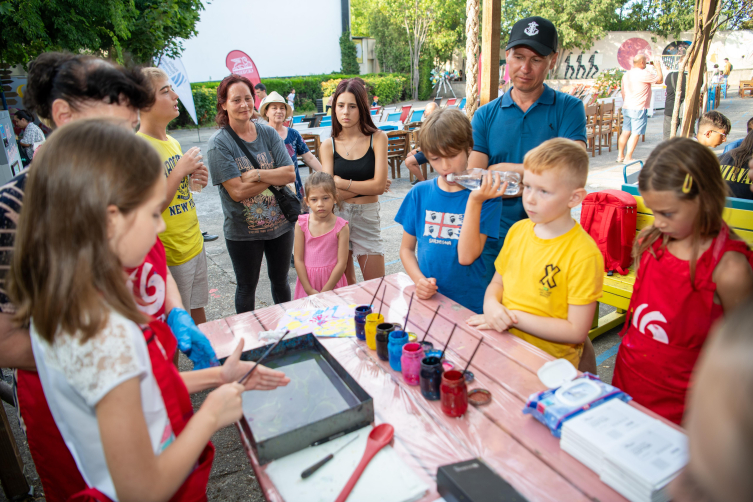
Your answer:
[420,356,444,401]
[365,313,384,350]
[376,323,397,361]
[388,330,409,371]
[401,342,424,386]
[354,305,372,341]
[418,340,434,353]
[440,370,468,417]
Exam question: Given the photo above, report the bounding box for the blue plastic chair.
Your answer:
[409,110,424,122]
[320,117,332,127]
[292,115,305,124]
[378,125,398,131]
[370,109,379,116]
[459,97,466,110]
[386,112,402,122]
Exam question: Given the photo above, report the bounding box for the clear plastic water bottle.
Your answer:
[447,168,521,195]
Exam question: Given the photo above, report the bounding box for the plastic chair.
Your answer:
[378,125,398,131]
[409,110,424,123]
[386,112,402,122]
[433,97,442,107]
[459,97,466,110]
[292,115,305,124]
[399,105,412,123]
[320,117,332,127]
[445,98,457,107]
[370,109,378,116]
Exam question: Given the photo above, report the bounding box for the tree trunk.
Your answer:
[465,0,480,118]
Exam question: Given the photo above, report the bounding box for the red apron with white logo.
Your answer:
[612,225,751,424]
[68,320,215,502]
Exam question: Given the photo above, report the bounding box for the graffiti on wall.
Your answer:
[661,41,691,70]
[562,52,603,79]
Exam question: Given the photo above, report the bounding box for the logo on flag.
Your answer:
[225,50,262,109]
[158,56,198,125]
[423,210,463,240]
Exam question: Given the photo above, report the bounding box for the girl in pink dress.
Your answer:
[294,172,350,299]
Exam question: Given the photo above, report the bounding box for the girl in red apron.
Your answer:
[612,138,753,425]
[8,121,288,501]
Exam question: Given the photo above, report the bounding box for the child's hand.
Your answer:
[305,287,320,296]
[190,165,209,188]
[480,302,518,332]
[415,277,438,299]
[202,382,244,430]
[177,147,203,176]
[469,171,506,203]
[220,341,291,391]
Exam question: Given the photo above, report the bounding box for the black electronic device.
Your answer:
[437,458,528,502]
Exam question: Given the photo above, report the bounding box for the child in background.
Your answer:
[9,120,289,501]
[672,295,753,502]
[612,138,753,425]
[467,138,603,368]
[396,108,503,314]
[294,172,349,298]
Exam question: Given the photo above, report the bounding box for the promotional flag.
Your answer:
[225,50,262,109]
[158,56,198,124]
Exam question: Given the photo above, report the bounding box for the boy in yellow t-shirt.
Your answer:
[138,68,210,325]
[467,138,603,367]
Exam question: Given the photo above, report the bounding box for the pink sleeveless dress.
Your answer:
[294,214,349,299]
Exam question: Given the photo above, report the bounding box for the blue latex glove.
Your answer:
[167,308,220,370]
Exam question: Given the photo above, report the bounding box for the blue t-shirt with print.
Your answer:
[395,178,502,314]
[284,127,309,200]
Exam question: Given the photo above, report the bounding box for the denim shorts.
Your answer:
[622,108,648,135]
[335,201,383,258]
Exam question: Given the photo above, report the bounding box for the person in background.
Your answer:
[612,138,753,425]
[260,91,322,201]
[405,101,439,184]
[138,68,211,327]
[663,57,687,141]
[719,130,753,199]
[695,110,730,149]
[326,94,334,114]
[12,110,45,164]
[321,78,388,284]
[671,295,753,502]
[618,54,663,163]
[254,83,268,103]
[371,96,379,108]
[287,88,296,110]
[206,74,296,314]
[723,57,732,77]
[723,116,752,154]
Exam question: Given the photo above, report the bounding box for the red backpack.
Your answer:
[580,190,637,276]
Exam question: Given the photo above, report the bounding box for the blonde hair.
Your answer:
[635,138,729,284]
[8,119,161,343]
[419,108,473,158]
[141,67,169,89]
[523,138,589,188]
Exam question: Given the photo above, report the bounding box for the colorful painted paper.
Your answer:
[276,304,359,337]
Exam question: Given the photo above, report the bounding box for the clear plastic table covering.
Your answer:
[201,273,644,502]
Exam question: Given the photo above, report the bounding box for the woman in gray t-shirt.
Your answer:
[207,75,296,313]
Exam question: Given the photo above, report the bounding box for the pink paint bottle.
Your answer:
[401,342,424,386]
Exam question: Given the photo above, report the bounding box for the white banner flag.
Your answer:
[158,56,198,125]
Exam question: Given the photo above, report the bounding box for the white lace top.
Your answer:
[30,310,174,501]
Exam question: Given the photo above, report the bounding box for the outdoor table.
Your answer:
[200,272,682,502]
[291,121,403,142]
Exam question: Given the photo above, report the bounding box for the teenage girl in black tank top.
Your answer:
[321,78,388,284]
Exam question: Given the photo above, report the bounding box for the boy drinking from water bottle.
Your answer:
[467,138,603,368]
[396,108,503,314]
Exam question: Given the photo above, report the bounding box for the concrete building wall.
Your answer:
[354,38,380,74]
[179,0,345,82]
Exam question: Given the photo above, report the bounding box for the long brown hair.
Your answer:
[330,78,378,138]
[215,74,255,128]
[635,138,728,284]
[728,129,753,170]
[8,119,161,342]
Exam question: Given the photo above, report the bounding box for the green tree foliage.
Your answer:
[0,0,204,67]
[350,0,371,37]
[340,31,361,75]
[368,9,411,73]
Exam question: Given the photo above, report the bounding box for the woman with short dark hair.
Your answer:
[206,74,297,313]
[12,110,45,163]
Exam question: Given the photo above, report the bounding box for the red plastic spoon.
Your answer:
[334,424,395,502]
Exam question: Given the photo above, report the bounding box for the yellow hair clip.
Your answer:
[682,173,693,194]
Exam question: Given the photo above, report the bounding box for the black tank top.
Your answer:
[333,135,375,199]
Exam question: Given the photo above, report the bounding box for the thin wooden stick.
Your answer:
[403,292,415,330]
[463,337,484,375]
[378,285,387,317]
[237,330,289,385]
[440,324,457,360]
[421,305,441,342]
[368,276,385,307]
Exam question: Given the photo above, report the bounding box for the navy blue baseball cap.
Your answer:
[506,17,558,56]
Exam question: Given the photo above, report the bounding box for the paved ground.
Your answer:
[2,90,751,502]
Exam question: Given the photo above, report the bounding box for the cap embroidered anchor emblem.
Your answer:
[524,21,539,36]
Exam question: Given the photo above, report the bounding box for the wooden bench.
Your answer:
[739,80,753,98]
[589,180,753,339]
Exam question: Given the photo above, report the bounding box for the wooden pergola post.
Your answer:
[480,0,501,105]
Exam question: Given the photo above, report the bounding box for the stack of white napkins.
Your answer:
[561,399,688,502]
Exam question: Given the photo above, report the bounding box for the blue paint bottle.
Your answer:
[388,330,409,371]
[354,305,372,341]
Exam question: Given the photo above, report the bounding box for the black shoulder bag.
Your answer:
[223,125,302,223]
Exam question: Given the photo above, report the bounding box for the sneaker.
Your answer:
[411,179,420,186]
[202,231,219,242]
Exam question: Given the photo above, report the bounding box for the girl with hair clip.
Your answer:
[293,172,349,299]
[321,78,389,284]
[9,120,288,502]
[612,138,753,425]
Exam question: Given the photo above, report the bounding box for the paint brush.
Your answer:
[421,305,441,343]
[237,330,289,385]
[403,292,415,331]
[440,324,457,360]
[378,285,387,317]
[368,276,385,308]
[462,337,484,376]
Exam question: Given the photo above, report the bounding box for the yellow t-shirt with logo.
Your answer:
[494,219,604,366]
[137,133,203,266]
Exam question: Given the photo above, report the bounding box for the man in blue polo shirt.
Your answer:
[468,16,587,284]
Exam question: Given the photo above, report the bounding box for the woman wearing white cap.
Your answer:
[260,91,322,200]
